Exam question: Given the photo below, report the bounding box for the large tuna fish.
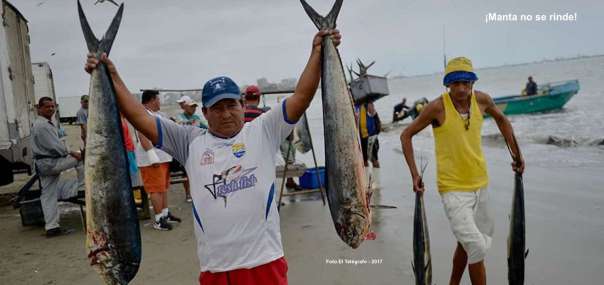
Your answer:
[300,0,371,249]
[78,1,141,284]
[412,192,432,285]
[508,173,528,285]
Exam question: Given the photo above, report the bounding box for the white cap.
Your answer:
[176,95,192,103]
[184,99,198,107]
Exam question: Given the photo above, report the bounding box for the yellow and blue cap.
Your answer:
[443,57,478,86]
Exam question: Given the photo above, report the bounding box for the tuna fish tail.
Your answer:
[78,0,99,52]
[78,0,124,133]
[300,0,342,30]
[78,0,124,54]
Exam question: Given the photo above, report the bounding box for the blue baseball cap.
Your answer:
[202,76,241,108]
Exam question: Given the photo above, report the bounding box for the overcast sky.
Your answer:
[9,0,604,98]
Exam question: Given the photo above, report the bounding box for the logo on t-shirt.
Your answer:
[200,149,214,166]
[204,165,258,207]
[213,141,233,149]
[232,143,246,158]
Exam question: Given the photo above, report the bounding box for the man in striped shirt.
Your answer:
[243,85,269,123]
[243,85,301,190]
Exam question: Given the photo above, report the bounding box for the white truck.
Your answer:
[0,0,37,185]
[32,62,60,124]
[56,95,82,124]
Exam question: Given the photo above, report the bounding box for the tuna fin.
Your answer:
[300,0,343,30]
[525,249,529,258]
[98,3,124,55]
[78,0,124,55]
[78,0,99,52]
[411,262,415,272]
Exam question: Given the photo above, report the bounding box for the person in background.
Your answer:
[280,133,302,191]
[136,90,181,230]
[175,97,207,202]
[243,85,303,190]
[176,97,208,129]
[407,97,429,120]
[243,85,269,122]
[525,76,538,96]
[358,100,381,189]
[32,97,84,237]
[176,95,191,109]
[392,97,410,122]
[242,85,301,191]
[76,95,89,144]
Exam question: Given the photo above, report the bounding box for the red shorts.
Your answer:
[199,257,288,285]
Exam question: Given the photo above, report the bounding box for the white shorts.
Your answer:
[441,188,494,264]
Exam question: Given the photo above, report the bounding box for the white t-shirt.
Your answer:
[135,110,172,167]
[157,100,296,272]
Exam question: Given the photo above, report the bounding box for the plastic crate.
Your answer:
[350,74,389,103]
[299,167,326,189]
[19,198,45,226]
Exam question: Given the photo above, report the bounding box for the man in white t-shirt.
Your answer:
[85,30,341,284]
[135,89,181,231]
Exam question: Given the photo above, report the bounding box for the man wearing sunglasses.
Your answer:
[400,57,524,285]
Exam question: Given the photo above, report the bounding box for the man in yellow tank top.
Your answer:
[400,57,524,285]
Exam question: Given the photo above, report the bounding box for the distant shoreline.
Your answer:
[390,54,604,80]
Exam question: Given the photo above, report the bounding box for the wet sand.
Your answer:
[1,126,604,284]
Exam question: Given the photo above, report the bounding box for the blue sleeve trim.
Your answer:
[281,99,298,125]
[265,183,275,220]
[192,202,205,233]
[154,116,163,149]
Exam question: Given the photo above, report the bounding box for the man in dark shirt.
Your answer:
[392,97,410,122]
[242,85,301,190]
[525,76,538,96]
[243,85,268,122]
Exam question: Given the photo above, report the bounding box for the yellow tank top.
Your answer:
[433,92,488,192]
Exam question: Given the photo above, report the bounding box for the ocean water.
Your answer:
[306,55,604,169]
[162,56,604,169]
